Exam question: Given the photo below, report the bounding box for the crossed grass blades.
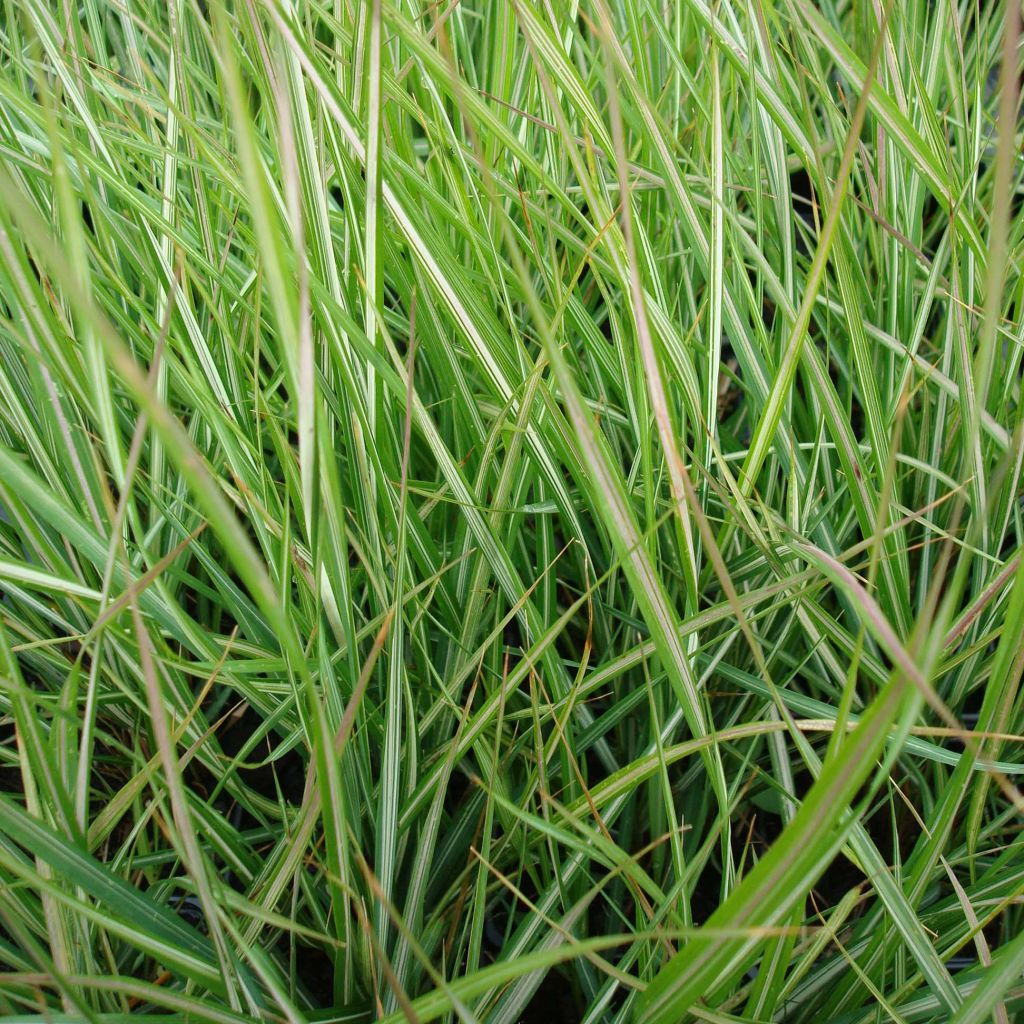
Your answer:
[0,0,1022,1021]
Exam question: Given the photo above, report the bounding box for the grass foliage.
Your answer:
[0,0,1023,1021]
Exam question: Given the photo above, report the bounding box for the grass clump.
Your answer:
[0,0,1022,1021]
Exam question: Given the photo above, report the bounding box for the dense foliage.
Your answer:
[0,1,1022,1021]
